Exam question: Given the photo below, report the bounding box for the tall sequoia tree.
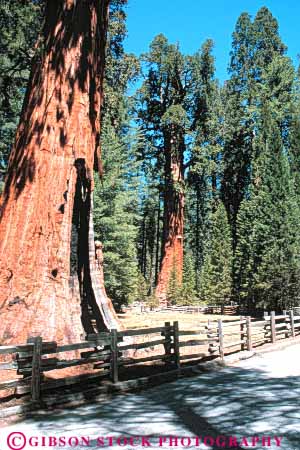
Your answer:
[137,35,189,304]
[0,0,120,345]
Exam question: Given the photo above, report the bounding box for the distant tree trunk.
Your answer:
[155,130,184,305]
[195,186,201,291]
[141,216,147,277]
[0,0,120,345]
[154,194,161,286]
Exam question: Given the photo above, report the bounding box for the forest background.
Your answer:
[1,0,300,312]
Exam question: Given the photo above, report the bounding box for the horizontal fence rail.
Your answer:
[124,304,240,315]
[0,310,300,405]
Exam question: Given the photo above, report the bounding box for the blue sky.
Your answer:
[124,0,300,82]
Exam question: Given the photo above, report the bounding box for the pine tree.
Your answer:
[235,114,300,311]
[201,202,233,305]
[93,123,141,307]
[289,72,300,200]
[221,7,294,249]
[165,251,198,305]
[222,7,296,309]
[180,252,198,305]
[186,39,223,288]
[221,12,256,247]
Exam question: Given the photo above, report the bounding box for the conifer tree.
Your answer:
[221,7,293,249]
[187,39,222,288]
[180,252,198,304]
[221,12,254,246]
[93,137,141,307]
[137,34,189,303]
[201,202,233,305]
[235,112,300,311]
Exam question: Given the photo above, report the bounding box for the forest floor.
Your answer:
[118,310,240,329]
[1,342,299,449]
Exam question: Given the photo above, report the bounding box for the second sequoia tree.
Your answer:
[137,35,218,304]
[137,35,187,304]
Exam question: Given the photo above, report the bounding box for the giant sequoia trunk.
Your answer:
[0,0,119,345]
[155,131,184,305]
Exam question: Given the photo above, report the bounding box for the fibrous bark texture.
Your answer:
[0,0,119,345]
[155,133,184,305]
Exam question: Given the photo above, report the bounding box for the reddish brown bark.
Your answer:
[155,131,184,305]
[0,0,119,345]
[93,238,121,330]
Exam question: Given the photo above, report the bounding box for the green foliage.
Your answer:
[166,253,198,305]
[201,202,233,305]
[0,0,43,175]
[161,104,189,129]
[221,7,294,247]
[135,272,149,303]
[93,122,142,307]
[180,253,198,305]
[185,39,222,287]
[166,260,181,305]
[136,33,190,164]
[145,293,160,310]
[220,7,299,312]
[235,119,300,310]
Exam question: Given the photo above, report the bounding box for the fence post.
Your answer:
[218,319,224,360]
[240,316,245,351]
[110,329,119,383]
[173,321,181,370]
[283,310,289,339]
[29,336,42,403]
[246,316,252,351]
[163,322,172,364]
[270,311,276,343]
[289,310,295,338]
[207,319,214,354]
[207,319,211,352]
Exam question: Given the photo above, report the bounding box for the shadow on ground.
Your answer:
[3,346,300,450]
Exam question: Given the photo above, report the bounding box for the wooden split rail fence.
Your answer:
[0,310,299,404]
[159,305,238,315]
